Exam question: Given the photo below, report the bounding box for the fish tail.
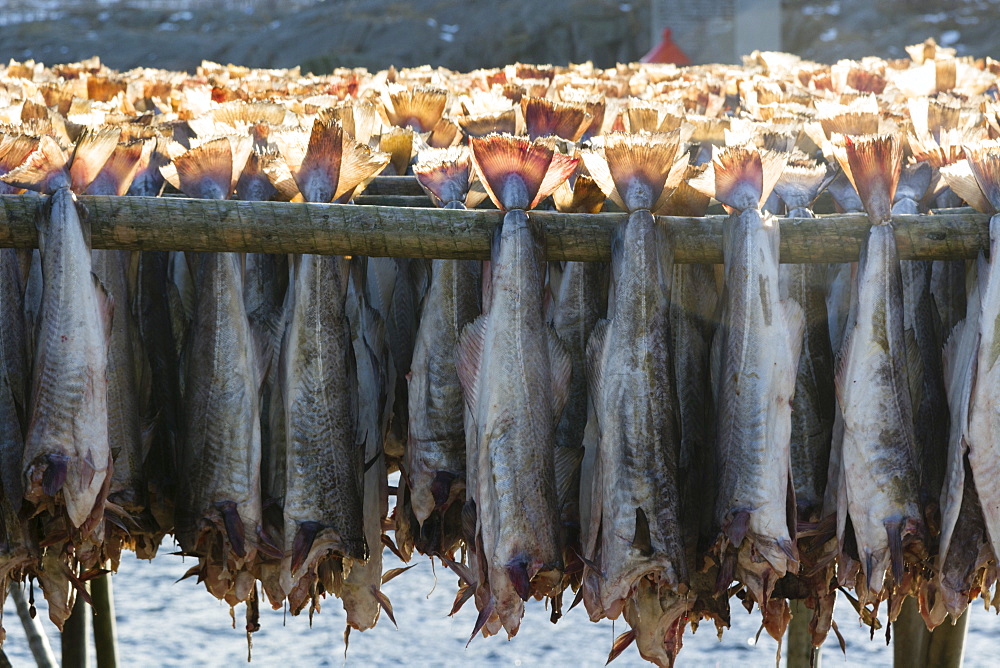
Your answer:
[88,141,145,196]
[171,136,245,200]
[659,164,712,216]
[773,158,829,211]
[468,133,578,210]
[965,140,1000,211]
[378,126,416,176]
[413,146,474,206]
[383,84,447,133]
[552,173,606,214]
[691,144,786,212]
[0,134,69,193]
[520,96,591,141]
[586,131,680,212]
[68,126,122,193]
[839,134,903,223]
[458,109,518,138]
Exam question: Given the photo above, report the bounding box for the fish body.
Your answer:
[23,187,112,534]
[459,209,566,635]
[713,206,803,603]
[585,210,686,621]
[405,256,480,554]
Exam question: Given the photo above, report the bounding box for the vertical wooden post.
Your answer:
[10,584,57,668]
[925,607,969,668]
[787,600,820,668]
[61,589,90,668]
[91,571,119,668]
[893,597,931,668]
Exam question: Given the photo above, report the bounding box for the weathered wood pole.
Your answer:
[61,590,90,668]
[90,571,119,668]
[10,584,57,668]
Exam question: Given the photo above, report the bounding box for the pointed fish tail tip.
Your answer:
[384,84,448,133]
[839,134,903,223]
[583,131,680,212]
[1,134,69,193]
[413,146,474,206]
[520,96,592,142]
[469,133,578,211]
[964,140,1000,211]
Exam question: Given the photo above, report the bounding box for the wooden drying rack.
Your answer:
[0,176,990,262]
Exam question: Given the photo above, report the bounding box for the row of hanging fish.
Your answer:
[0,38,999,665]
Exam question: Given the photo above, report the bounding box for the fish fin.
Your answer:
[585,318,610,407]
[458,110,519,139]
[819,111,881,138]
[581,146,623,210]
[467,594,495,647]
[725,510,751,548]
[632,507,654,557]
[534,151,579,210]
[884,519,905,586]
[380,564,417,585]
[547,327,573,422]
[903,327,924,414]
[607,628,636,664]
[469,134,551,210]
[520,96,591,142]
[965,142,1000,211]
[0,134,41,186]
[450,584,475,616]
[217,500,246,558]
[773,159,828,211]
[86,141,144,196]
[456,314,488,412]
[554,446,585,507]
[41,453,70,497]
[430,470,457,508]
[698,145,787,211]
[172,137,236,199]
[68,126,121,193]
[413,146,474,206]
[838,134,902,223]
[1,134,69,193]
[291,521,321,574]
[371,585,397,627]
[552,173,606,214]
[384,85,448,134]
[92,272,115,344]
[602,131,681,212]
[506,559,531,601]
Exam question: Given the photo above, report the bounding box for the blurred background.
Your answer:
[0,0,997,73]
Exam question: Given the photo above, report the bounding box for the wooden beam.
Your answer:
[0,195,989,263]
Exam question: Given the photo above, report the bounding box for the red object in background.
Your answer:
[641,27,691,65]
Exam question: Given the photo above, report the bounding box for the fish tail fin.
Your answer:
[690,145,786,212]
[964,140,1000,211]
[384,85,448,133]
[0,133,41,179]
[584,131,680,212]
[68,126,121,193]
[468,133,577,210]
[838,134,902,223]
[236,147,279,201]
[773,158,829,212]
[659,164,712,216]
[88,141,145,196]
[1,135,69,193]
[819,111,880,138]
[940,157,993,213]
[466,593,495,647]
[413,146,474,206]
[378,126,416,177]
[520,96,591,141]
[457,109,519,138]
[212,100,286,127]
[172,137,241,200]
[552,173,607,214]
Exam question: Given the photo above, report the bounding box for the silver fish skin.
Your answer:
[459,209,567,635]
[23,187,112,532]
[549,259,606,552]
[670,262,718,546]
[836,223,922,597]
[0,248,28,506]
[585,210,685,618]
[278,253,365,606]
[779,208,835,519]
[177,251,262,595]
[92,249,145,515]
[713,207,803,601]
[406,257,480,534]
[966,214,1000,571]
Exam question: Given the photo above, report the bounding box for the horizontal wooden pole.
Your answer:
[364,175,425,196]
[0,195,988,263]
